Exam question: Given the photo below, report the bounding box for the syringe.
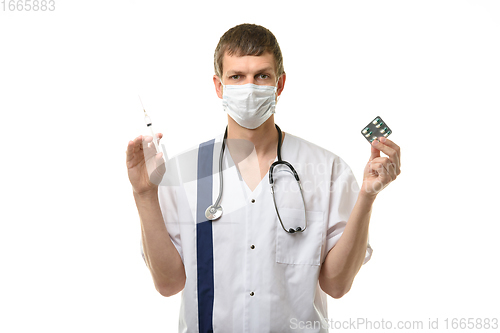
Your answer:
[139,95,161,153]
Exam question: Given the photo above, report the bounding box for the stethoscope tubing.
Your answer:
[206,124,307,233]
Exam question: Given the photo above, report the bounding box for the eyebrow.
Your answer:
[226,67,274,75]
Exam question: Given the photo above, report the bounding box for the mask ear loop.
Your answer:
[219,76,226,98]
[275,74,283,105]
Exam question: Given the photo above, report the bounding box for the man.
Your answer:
[126,23,401,333]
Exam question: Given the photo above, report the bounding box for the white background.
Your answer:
[1,0,499,332]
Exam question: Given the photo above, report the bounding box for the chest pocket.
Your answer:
[275,208,324,266]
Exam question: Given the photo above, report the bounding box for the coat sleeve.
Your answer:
[323,157,373,265]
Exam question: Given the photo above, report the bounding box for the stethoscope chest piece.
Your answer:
[205,205,223,220]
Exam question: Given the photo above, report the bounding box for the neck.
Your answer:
[227,115,282,157]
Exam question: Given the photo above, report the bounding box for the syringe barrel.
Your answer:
[143,113,161,154]
[147,124,161,154]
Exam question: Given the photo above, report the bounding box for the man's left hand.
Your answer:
[361,137,401,198]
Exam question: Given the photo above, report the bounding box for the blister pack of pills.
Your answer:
[361,116,392,143]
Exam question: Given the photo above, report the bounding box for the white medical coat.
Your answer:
[141,131,373,333]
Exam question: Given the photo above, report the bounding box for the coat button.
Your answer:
[250,245,255,249]
[251,199,255,203]
[250,292,254,296]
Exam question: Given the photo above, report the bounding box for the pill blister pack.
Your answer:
[361,116,392,143]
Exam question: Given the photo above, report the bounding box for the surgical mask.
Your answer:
[221,80,278,129]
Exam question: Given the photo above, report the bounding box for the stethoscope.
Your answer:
[205,124,308,233]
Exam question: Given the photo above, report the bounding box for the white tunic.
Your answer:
[141,131,372,333]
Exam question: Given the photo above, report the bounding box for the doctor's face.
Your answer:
[214,51,284,99]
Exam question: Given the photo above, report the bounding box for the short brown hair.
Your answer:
[214,23,285,79]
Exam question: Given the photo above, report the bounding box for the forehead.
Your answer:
[222,51,276,75]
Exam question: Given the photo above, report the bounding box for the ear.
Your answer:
[277,72,286,97]
[213,75,223,99]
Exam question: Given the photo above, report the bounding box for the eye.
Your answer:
[258,74,269,80]
[230,75,241,80]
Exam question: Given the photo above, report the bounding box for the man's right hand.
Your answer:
[127,133,186,297]
[126,133,165,195]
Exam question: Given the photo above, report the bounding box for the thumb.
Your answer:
[369,143,380,161]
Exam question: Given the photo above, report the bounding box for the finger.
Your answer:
[127,136,144,164]
[368,161,385,178]
[145,150,166,186]
[126,140,146,169]
[370,157,389,164]
[142,135,160,161]
[379,136,401,166]
[370,160,394,183]
[372,139,400,173]
[381,159,398,181]
[369,144,380,161]
[379,137,400,152]
[126,140,135,162]
[133,135,144,151]
[373,157,398,179]
[145,134,164,152]
[150,152,166,185]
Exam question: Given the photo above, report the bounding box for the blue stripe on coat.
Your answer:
[196,139,215,333]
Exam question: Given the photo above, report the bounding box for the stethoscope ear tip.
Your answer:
[286,227,305,234]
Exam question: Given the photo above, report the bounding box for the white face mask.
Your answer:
[221,80,278,129]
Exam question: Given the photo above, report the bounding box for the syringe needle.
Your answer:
[138,95,146,113]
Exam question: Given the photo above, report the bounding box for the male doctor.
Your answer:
[126,23,401,333]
